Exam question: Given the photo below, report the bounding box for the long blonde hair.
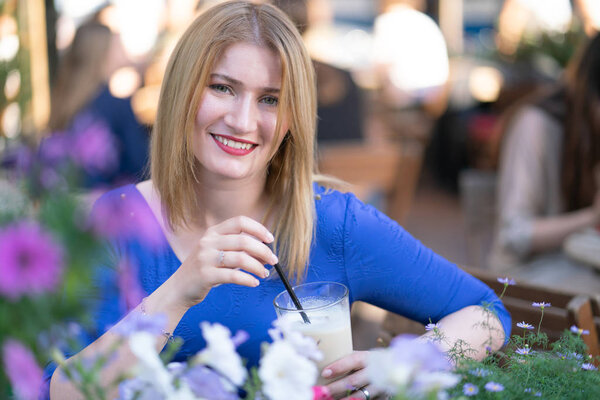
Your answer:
[151,1,317,281]
[48,22,112,131]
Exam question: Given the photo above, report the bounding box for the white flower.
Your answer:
[194,322,247,387]
[367,348,413,394]
[269,317,323,362]
[128,332,175,396]
[258,340,317,400]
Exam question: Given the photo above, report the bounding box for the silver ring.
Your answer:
[358,386,370,400]
[217,250,225,266]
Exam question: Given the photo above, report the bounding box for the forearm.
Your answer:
[421,305,506,361]
[530,207,598,253]
[49,279,188,399]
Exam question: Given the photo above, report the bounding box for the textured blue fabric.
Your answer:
[41,183,511,398]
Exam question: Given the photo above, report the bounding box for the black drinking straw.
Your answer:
[272,262,311,324]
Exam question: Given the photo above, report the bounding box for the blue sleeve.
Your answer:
[342,194,512,343]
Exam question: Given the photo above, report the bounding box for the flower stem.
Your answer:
[537,308,545,335]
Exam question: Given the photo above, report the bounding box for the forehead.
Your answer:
[211,42,283,88]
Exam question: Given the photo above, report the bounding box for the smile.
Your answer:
[211,134,257,156]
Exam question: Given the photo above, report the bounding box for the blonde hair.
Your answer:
[151,0,317,281]
[48,22,112,131]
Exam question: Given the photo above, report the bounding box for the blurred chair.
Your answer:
[317,140,423,224]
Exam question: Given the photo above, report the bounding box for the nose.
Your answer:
[224,95,257,134]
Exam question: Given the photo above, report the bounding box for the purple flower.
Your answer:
[117,259,145,313]
[90,191,163,247]
[515,347,532,355]
[389,334,452,372]
[182,365,238,400]
[570,325,590,335]
[469,368,491,377]
[581,363,598,371]
[497,277,516,285]
[231,330,249,348]
[424,323,440,331]
[39,132,70,166]
[532,302,551,308]
[516,321,534,330]
[463,383,479,396]
[484,381,504,392]
[114,311,167,337]
[70,116,117,174]
[0,221,63,300]
[2,339,43,400]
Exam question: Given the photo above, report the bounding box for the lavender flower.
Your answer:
[0,221,63,300]
[469,368,491,377]
[516,322,534,330]
[497,277,516,285]
[581,363,598,371]
[570,325,590,336]
[515,347,532,355]
[484,381,504,392]
[182,365,238,400]
[463,383,479,396]
[70,116,117,174]
[425,323,440,331]
[532,302,551,308]
[2,339,43,400]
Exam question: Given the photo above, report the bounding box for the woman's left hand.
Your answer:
[322,351,379,400]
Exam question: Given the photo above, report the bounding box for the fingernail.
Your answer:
[271,255,278,265]
[321,369,332,378]
[264,269,270,278]
[267,232,274,242]
[253,279,260,287]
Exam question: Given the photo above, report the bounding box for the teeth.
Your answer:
[214,135,253,150]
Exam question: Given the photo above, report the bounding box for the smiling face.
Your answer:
[192,42,288,184]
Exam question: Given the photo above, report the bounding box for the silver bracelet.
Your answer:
[140,297,174,342]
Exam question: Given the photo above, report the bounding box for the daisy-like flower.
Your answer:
[469,368,491,377]
[516,321,534,330]
[0,221,63,300]
[484,381,504,392]
[497,277,516,285]
[463,383,479,396]
[424,323,440,331]
[258,340,317,400]
[195,322,247,387]
[2,339,43,400]
[515,347,532,355]
[570,325,590,335]
[532,302,551,308]
[269,317,322,362]
[581,363,598,371]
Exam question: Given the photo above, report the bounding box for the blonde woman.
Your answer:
[47,2,509,399]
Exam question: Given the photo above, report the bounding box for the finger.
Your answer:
[324,367,369,398]
[219,250,270,279]
[219,234,278,265]
[342,384,377,400]
[210,267,260,288]
[211,216,274,243]
[322,351,368,380]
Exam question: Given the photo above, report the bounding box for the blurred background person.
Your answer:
[46,20,150,192]
[488,32,600,293]
[272,0,365,144]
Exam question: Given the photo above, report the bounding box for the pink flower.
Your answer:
[313,386,335,400]
[2,339,43,400]
[0,221,63,300]
[70,116,117,174]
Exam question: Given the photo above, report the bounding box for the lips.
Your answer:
[211,134,257,156]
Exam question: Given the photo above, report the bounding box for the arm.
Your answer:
[49,216,275,399]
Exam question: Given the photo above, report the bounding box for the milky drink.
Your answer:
[273,282,353,384]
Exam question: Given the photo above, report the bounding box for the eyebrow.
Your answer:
[210,73,280,94]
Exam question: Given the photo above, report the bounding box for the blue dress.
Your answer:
[41,183,511,397]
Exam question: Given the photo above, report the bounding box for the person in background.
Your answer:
[272,0,364,144]
[46,2,509,399]
[489,33,600,291]
[46,21,149,190]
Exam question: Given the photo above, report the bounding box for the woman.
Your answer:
[489,33,600,287]
[47,2,509,399]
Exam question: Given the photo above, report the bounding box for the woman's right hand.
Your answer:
[170,216,277,309]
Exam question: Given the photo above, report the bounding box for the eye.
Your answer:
[261,96,278,106]
[209,84,231,94]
